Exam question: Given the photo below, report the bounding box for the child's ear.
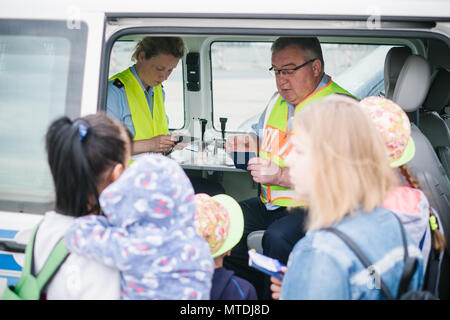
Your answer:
[110,163,125,183]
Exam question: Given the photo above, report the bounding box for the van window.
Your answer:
[109,40,185,130]
[211,42,274,133]
[0,20,87,213]
[210,41,394,132]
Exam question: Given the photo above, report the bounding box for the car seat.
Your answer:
[384,46,412,99]
[391,54,450,299]
[419,68,450,177]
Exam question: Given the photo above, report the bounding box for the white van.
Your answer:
[1,0,449,299]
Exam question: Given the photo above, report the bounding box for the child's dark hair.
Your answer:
[45,112,132,217]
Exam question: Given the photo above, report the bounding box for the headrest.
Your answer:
[392,55,431,112]
[384,47,412,99]
[423,68,450,112]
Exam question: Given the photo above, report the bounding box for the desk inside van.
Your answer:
[131,148,246,173]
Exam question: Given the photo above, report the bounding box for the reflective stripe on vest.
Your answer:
[259,77,354,207]
[109,68,168,141]
[259,186,307,207]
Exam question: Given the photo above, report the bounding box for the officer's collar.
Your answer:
[130,65,154,93]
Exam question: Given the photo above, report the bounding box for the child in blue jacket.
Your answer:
[194,193,257,300]
[65,154,214,299]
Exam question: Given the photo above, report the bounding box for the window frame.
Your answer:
[209,39,275,133]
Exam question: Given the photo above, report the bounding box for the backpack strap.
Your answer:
[323,227,395,300]
[230,277,246,300]
[423,243,440,295]
[35,239,70,292]
[422,214,442,295]
[21,222,70,293]
[391,213,419,299]
[18,223,41,283]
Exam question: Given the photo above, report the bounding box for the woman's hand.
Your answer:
[148,134,176,153]
[131,135,176,155]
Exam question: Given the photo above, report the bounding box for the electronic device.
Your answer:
[248,249,285,280]
[231,151,256,170]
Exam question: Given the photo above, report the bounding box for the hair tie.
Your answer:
[73,121,88,141]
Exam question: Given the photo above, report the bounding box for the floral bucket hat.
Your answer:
[359,96,416,168]
[194,193,244,259]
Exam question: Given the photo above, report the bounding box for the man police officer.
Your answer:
[224,37,355,299]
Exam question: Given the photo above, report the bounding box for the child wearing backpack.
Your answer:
[278,95,424,299]
[194,193,258,300]
[64,154,214,300]
[2,113,132,300]
[271,96,445,299]
[359,96,446,296]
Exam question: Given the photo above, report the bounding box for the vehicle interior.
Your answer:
[97,18,450,298]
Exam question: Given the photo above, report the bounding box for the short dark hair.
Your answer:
[271,37,325,73]
[132,36,185,61]
[45,112,132,217]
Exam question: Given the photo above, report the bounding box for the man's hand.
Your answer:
[247,157,281,185]
[247,157,292,188]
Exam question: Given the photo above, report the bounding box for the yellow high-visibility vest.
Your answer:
[259,76,355,207]
[109,68,168,141]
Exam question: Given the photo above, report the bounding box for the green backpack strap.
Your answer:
[35,238,70,291]
[13,223,41,289]
[2,222,70,300]
[2,223,40,300]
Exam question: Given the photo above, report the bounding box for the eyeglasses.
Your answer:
[269,59,317,77]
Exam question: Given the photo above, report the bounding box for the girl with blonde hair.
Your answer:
[280,94,424,299]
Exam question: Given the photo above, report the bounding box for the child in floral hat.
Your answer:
[359,96,446,293]
[194,193,258,300]
[64,154,214,300]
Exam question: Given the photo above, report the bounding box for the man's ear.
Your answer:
[110,163,125,183]
[312,59,322,77]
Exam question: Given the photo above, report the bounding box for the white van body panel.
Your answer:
[1,0,449,18]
